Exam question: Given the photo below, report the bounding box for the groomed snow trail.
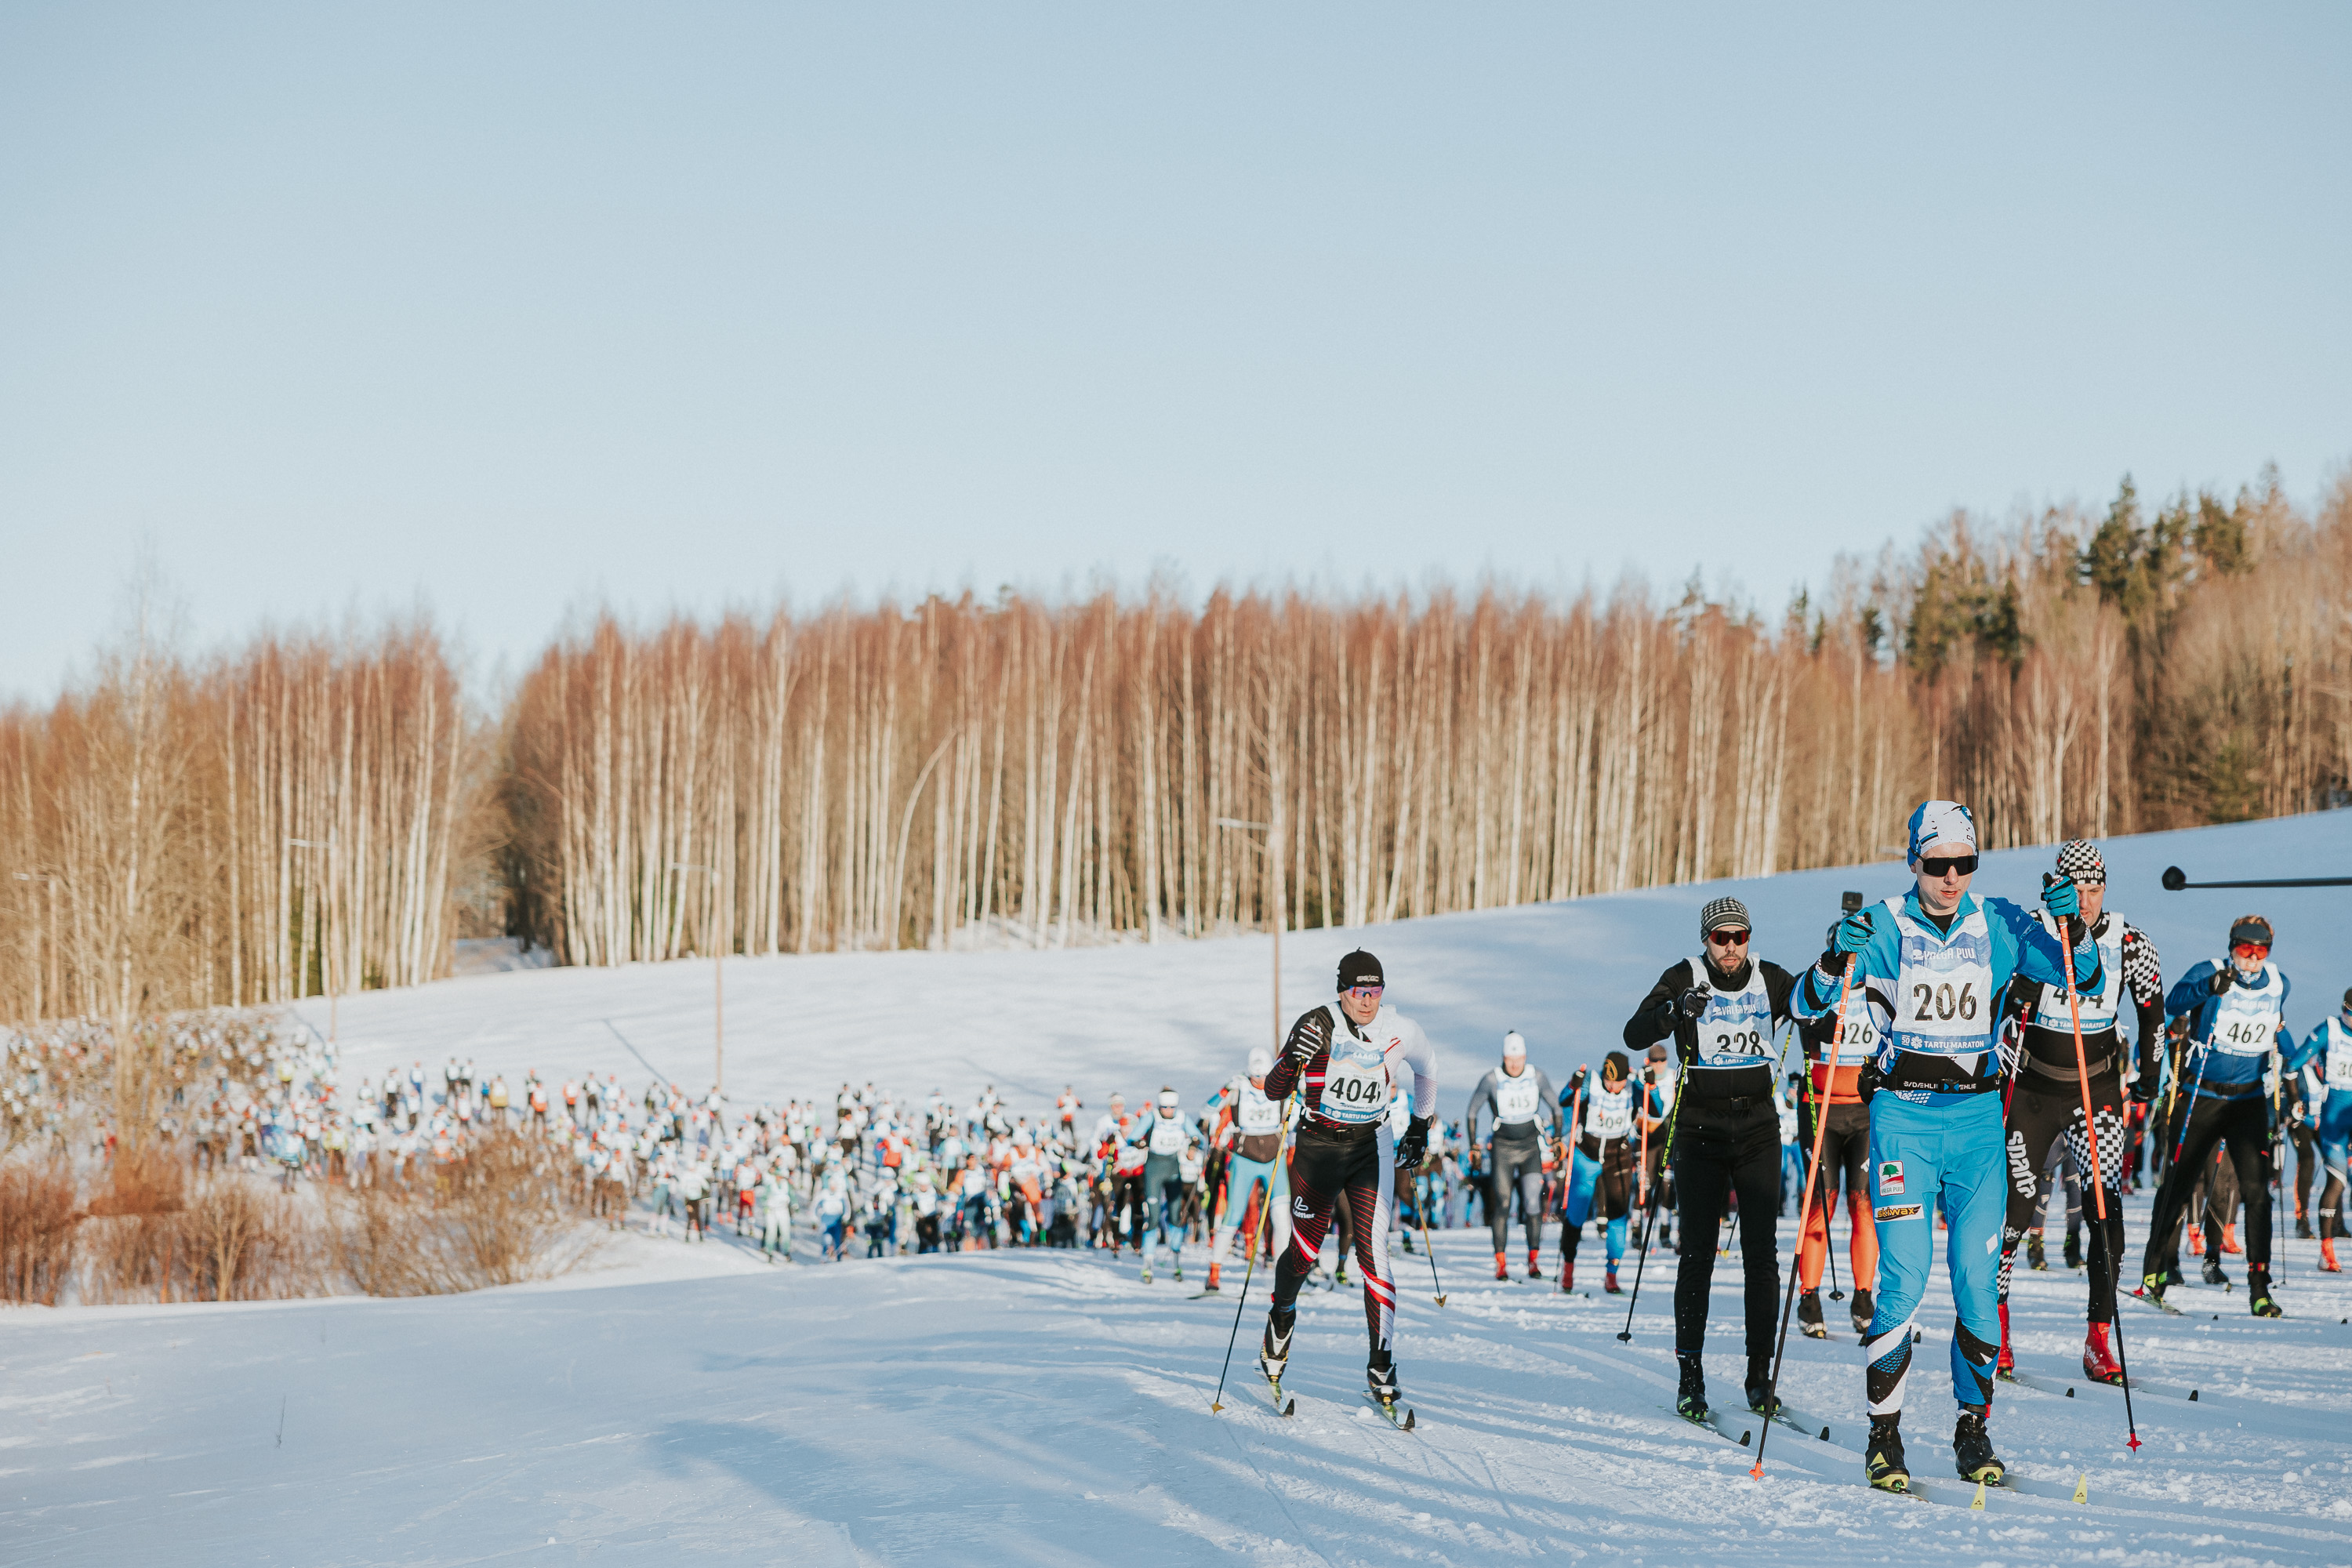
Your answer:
[6,1213,2352,1565]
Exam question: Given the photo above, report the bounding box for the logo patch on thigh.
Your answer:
[1878,1159,1906,1196]
[1875,1203,1922,1221]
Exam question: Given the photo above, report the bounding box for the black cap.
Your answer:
[1337,949,1384,991]
[1602,1050,1630,1080]
[2229,915,2274,949]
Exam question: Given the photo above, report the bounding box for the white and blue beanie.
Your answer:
[1906,800,1977,862]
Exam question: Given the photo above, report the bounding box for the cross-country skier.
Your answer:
[1465,1031,1562,1281]
[2299,989,2352,1272]
[1138,1088,1197,1283]
[1207,1047,1290,1294]
[1795,927,1886,1340]
[1994,839,2163,1384]
[1557,1051,1639,1293]
[1795,800,2098,1494]
[1624,895,1799,1424]
[2140,914,2296,1316]
[1258,950,1438,1418]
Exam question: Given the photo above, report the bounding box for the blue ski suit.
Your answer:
[1793,888,2097,1416]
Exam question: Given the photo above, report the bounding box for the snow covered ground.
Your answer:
[5,811,2350,1563]
[6,1204,2352,1564]
[300,810,2352,1118]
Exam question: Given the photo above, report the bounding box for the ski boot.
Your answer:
[1603,1264,1622,1295]
[1798,1287,1827,1339]
[2162,1263,2184,1287]
[1744,1356,1780,1419]
[2082,1320,2123,1385]
[2026,1232,2047,1272]
[1401,1228,1416,1255]
[2321,1237,2341,1273]
[2298,1210,2315,1241]
[1494,1251,1509,1282]
[2201,1252,2229,1287]
[1849,1287,1875,1337]
[1864,1415,1909,1493]
[1953,1405,2005,1485]
[1207,1262,1221,1291]
[1366,1348,1410,1426]
[1173,1262,1185,1284]
[2139,1269,2171,1310]
[1995,1301,2014,1377]
[1334,1259,1349,1287]
[1526,1250,1543,1282]
[2186,1225,2204,1256]
[1558,1258,1574,1294]
[1142,1261,1154,1284]
[1258,1305,1296,1410]
[2222,1223,2243,1256]
[2063,1229,2082,1270]
[1675,1353,1708,1421]
[2249,1269,2283,1318]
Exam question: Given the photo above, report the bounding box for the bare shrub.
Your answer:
[182,1177,325,1301]
[332,1130,594,1297]
[89,1142,186,1217]
[0,1158,81,1305]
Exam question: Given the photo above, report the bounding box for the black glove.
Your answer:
[1855,1058,1882,1106]
[1395,1115,1431,1171]
[1283,1008,1332,1069]
[1674,987,1711,1022]
[2210,966,2236,996]
[2129,1069,2158,1105]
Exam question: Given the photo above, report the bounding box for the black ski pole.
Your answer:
[1615,1077,1683,1342]
[1210,1099,1296,1414]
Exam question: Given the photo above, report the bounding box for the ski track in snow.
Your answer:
[3,813,2350,1563]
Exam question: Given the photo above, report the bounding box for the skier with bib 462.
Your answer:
[1793,800,2100,1494]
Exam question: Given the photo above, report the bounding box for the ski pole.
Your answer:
[1418,1186,1447,1306]
[1615,1069,1683,1342]
[2058,902,2141,1453]
[1752,954,1858,1478]
[1210,1096,1297,1414]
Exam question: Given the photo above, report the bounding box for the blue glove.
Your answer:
[2042,871,2080,921]
[1832,908,1875,956]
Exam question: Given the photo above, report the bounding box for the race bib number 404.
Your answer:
[1321,1049,1392,1122]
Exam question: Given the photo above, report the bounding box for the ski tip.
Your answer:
[1402,1408,1416,1431]
[1970,1481,1986,1510]
[2074,1473,2091,1501]
[2063,1386,2074,1399]
[2187,1389,2199,1401]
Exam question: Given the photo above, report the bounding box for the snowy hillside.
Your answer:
[7,1207,2352,1564]
[6,811,2350,1564]
[302,811,2352,1118]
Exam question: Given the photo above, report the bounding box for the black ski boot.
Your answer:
[1849,1286,1875,1338]
[2162,1263,2184,1287]
[2298,1213,2316,1240]
[2026,1232,2047,1271]
[1258,1305,1294,1382]
[1675,1352,1708,1421]
[2140,1269,2171,1309]
[1953,1404,2004,1485]
[1367,1348,1404,1409]
[2249,1269,2284,1318]
[1864,1414,1909,1493]
[1798,1288,1826,1338]
[2202,1253,2230,1287]
[2063,1229,2082,1270]
[1744,1355,1780,1417]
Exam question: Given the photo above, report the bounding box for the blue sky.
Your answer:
[2,3,2345,700]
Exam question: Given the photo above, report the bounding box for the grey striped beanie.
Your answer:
[1699,896,1751,935]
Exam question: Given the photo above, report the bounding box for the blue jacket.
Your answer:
[1793,888,2096,1093]
[2166,960,2293,1094]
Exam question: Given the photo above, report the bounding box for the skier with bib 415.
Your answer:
[1793,800,2100,1494]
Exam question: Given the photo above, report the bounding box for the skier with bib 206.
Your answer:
[1795,800,2099,1494]
[1623,895,1800,1425]
[2139,915,2295,1317]
[1258,950,1438,1422]
[1465,1032,1561,1281]
[1994,839,2164,1384]
[1558,1051,1640,1294]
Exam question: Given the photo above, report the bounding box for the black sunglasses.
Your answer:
[1919,855,1979,877]
[1705,928,1748,946]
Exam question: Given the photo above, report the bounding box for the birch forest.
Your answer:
[5,469,2349,1024]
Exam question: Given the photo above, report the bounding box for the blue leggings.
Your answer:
[2316,1093,2352,1238]
[1860,1092,2007,1416]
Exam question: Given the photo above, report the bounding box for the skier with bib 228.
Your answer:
[1465,1031,1561,1282]
[1794,800,2099,1494]
[1258,950,1438,1416]
[1623,894,1800,1425]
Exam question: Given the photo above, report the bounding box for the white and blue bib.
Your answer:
[2209,964,2285,1058]
[1887,897,1996,1063]
[2030,912,2123,1033]
[1319,1007,1395,1126]
[1689,959,1776,1071]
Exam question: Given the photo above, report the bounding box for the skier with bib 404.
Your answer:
[2138,914,2296,1317]
[1258,950,1438,1423]
[1795,800,2100,1494]
[1465,1032,1562,1282]
[1623,895,1800,1424]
